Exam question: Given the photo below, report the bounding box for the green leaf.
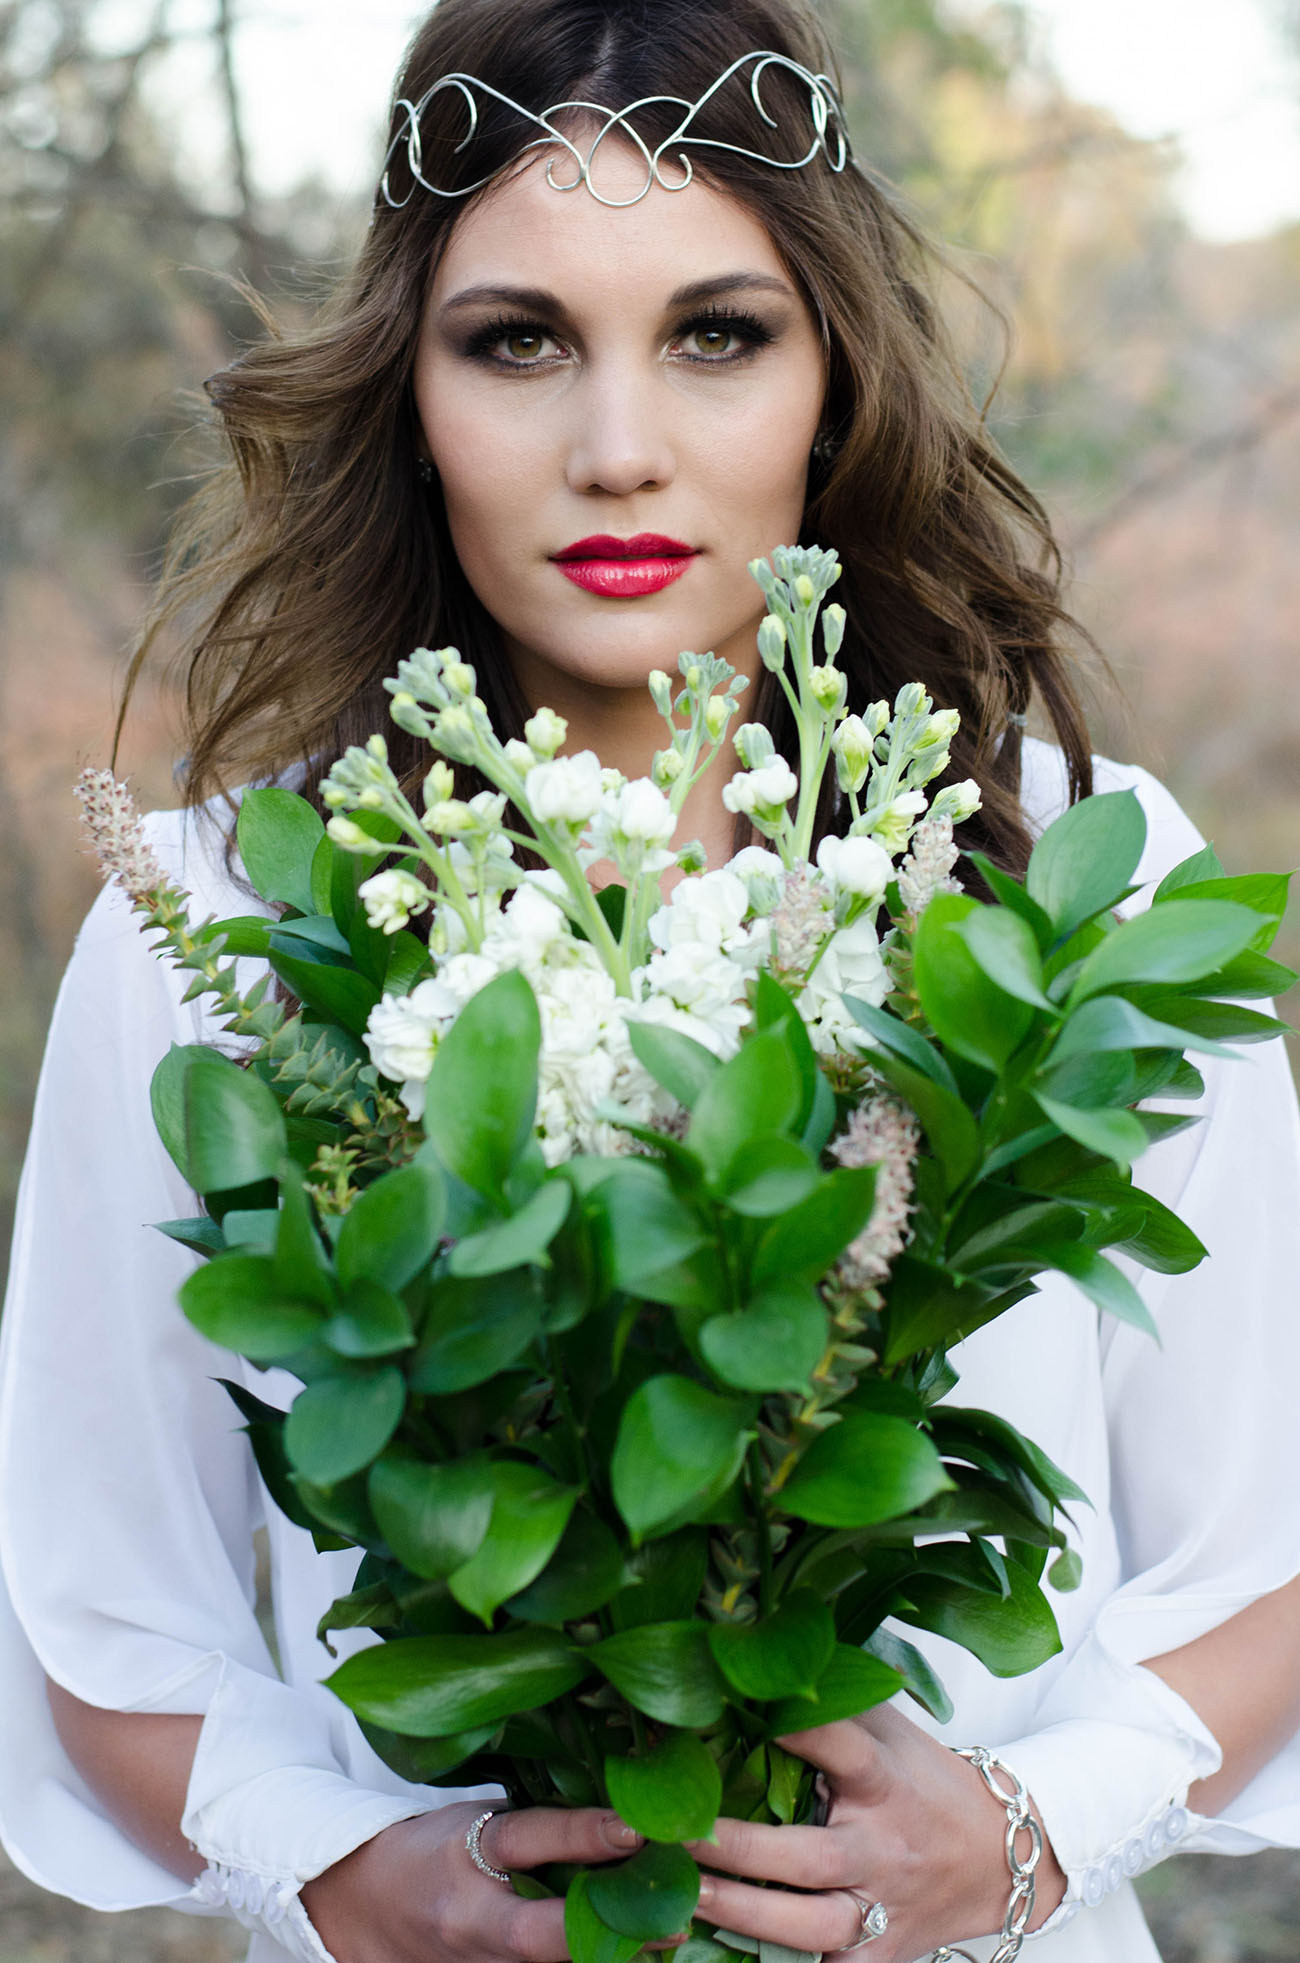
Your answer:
[589,1620,728,1726]
[587,1842,700,1942]
[700,1284,827,1393]
[1033,1094,1149,1169]
[765,1645,904,1734]
[950,1200,1084,1273]
[205,913,274,959]
[1152,843,1226,900]
[965,853,1055,948]
[581,1159,708,1291]
[861,1627,953,1723]
[506,1509,627,1624]
[956,907,1055,1011]
[237,787,326,914]
[409,1267,546,1393]
[369,1456,495,1579]
[707,1590,834,1702]
[450,1180,571,1279]
[326,1278,414,1357]
[611,1377,753,1543]
[360,1719,501,1787]
[151,1044,287,1196]
[932,1405,1090,1510]
[565,1869,645,1963]
[1109,1192,1207,1275]
[895,1557,1062,1677]
[749,1166,878,1288]
[180,1253,323,1361]
[1069,900,1264,1004]
[326,1627,591,1736]
[605,1731,722,1843]
[316,1581,401,1655]
[1036,1242,1157,1337]
[843,996,960,1095]
[866,1052,980,1194]
[781,1415,952,1528]
[426,970,541,1200]
[274,1172,336,1309]
[1049,995,1234,1063]
[155,1215,226,1259]
[688,1028,803,1185]
[1037,1048,1138,1110]
[284,1368,406,1484]
[626,1022,721,1111]
[608,1530,709,1631]
[448,1462,578,1626]
[1025,789,1147,938]
[336,1162,445,1293]
[219,1208,278,1251]
[269,948,382,1036]
[913,894,1034,1071]
[720,1137,820,1217]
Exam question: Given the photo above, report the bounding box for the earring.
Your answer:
[812,429,840,467]
[417,458,435,485]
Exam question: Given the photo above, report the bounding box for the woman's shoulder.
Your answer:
[1020,737,1207,892]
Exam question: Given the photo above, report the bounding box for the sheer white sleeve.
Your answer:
[0,811,451,1956]
[998,751,1300,1929]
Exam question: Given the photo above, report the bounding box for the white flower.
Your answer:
[358,868,431,936]
[526,751,604,827]
[863,790,927,855]
[816,833,892,902]
[524,706,568,759]
[929,777,982,825]
[725,845,784,916]
[364,977,460,1117]
[490,881,569,966]
[800,913,890,1054]
[649,868,753,956]
[613,777,676,846]
[721,756,798,820]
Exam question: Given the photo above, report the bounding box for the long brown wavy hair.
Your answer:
[120,0,1094,872]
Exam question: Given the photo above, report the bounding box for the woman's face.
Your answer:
[413,134,827,712]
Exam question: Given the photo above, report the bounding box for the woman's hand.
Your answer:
[686,1705,1066,1962]
[301,1802,643,1963]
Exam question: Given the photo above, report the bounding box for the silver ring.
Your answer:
[843,1893,889,1949]
[466,1808,512,1885]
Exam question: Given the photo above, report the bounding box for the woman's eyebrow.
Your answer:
[437,270,796,316]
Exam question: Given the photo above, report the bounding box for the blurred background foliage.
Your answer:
[0,3,1298,1948]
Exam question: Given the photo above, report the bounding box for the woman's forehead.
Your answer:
[429,136,790,308]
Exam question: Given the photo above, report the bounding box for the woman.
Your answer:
[2,2,1299,1960]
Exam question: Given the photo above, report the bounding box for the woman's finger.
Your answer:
[685,1818,854,1890]
[486,1805,643,1872]
[485,1892,571,1963]
[776,1716,886,1788]
[697,1875,863,1954]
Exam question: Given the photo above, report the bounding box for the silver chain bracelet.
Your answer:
[931,1747,1043,1963]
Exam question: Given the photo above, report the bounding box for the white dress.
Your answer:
[2,741,1299,1963]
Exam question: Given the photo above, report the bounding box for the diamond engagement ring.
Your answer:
[844,1893,889,1949]
[466,1808,512,1885]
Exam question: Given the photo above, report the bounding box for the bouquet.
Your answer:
[78,547,1294,1962]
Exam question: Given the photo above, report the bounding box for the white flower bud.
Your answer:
[356,787,386,810]
[705,695,731,742]
[366,733,388,765]
[443,660,476,699]
[503,738,536,772]
[600,767,628,795]
[810,664,847,713]
[423,760,456,808]
[526,751,604,826]
[648,670,674,715]
[613,778,676,847]
[734,722,776,771]
[863,790,928,855]
[929,778,982,825]
[525,706,568,759]
[794,573,816,606]
[432,704,477,760]
[327,816,386,854]
[923,707,962,746]
[321,784,349,810]
[821,604,846,658]
[675,838,708,874]
[757,615,787,672]
[685,664,703,694]
[831,714,873,793]
[425,799,474,836]
[722,756,798,820]
[652,747,686,787]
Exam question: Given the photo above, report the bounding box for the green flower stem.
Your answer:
[748,1441,774,1617]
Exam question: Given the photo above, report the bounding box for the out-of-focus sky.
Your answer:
[130,0,1300,241]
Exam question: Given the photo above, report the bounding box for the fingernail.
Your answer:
[697,1877,716,1904]
[604,1814,643,1848]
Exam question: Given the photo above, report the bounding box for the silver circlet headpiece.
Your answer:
[379,49,852,211]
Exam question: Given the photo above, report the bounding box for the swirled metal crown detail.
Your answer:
[379,50,851,210]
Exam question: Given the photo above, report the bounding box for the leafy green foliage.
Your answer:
[605,1730,722,1842]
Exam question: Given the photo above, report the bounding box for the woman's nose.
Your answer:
[563,374,677,498]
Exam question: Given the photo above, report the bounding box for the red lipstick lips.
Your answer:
[551,533,697,599]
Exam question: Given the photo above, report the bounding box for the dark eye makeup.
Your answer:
[457,301,779,371]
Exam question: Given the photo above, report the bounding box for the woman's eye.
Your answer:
[500,329,554,362]
[687,325,737,356]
